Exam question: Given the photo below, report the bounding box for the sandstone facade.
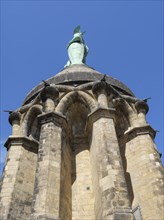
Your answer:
[0,64,163,220]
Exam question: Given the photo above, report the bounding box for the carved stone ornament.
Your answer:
[40,86,59,102]
[8,111,21,125]
[135,100,149,114]
[92,81,111,96]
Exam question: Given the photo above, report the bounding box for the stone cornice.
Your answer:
[38,112,71,137]
[122,125,156,143]
[38,111,66,125]
[87,107,116,132]
[4,136,39,153]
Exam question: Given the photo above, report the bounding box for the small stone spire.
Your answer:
[64,25,89,68]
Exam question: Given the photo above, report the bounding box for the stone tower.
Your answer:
[0,27,163,220]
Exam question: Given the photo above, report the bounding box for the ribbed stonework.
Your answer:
[0,64,163,220]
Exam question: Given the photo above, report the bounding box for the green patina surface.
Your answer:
[65,25,89,67]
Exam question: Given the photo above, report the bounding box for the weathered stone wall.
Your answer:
[124,130,164,219]
[90,130,103,219]
[89,108,133,220]
[60,128,72,220]
[31,113,63,220]
[72,142,95,220]
[1,75,164,220]
[115,110,134,205]
[65,96,95,220]
[114,97,164,219]
[0,138,38,220]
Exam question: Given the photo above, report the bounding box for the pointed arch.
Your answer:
[21,104,43,137]
[55,91,97,115]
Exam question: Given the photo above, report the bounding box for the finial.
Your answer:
[42,80,50,88]
[73,25,85,36]
[142,97,151,102]
[64,25,89,68]
[4,110,13,114]
[101,74,107,82]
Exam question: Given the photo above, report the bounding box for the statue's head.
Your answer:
[72,25,86,44]
[73,25,85,36]
[73,25,81,34]
[73,32,82,38]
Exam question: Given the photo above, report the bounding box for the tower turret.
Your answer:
[0,27,163,220]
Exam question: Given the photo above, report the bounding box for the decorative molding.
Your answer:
[40,86,59,102]
[123,125,156,143]
[135,100,149,114]
[87,107,116,132]
[8,111,21,125]
[56,90,96,114]
[92,81,111,96]
[4,136,39,153]
[38,112,71,137]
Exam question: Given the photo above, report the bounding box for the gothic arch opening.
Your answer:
[21,104,42,140]
[59,91,96,220]
[56,91,96,114]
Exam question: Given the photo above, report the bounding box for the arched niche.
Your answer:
[57,91,96,220]
[66,100,90,137]
[56,91,97,115]
[56,90,97,150]
[21,104,43,141]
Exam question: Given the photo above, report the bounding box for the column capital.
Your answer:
[8,111,21,125]
[38,111,68,130]
[135,100,149,114]
[92,81,111,96]
[123,125,156,143]
[40,86,59,102]
[87,107,116,128]
[4,136,39,153]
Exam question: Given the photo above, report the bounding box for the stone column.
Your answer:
[88,107,133,220]
[0,136,38,220]
[31,85,72,220]
[40,86,59,113]
[8,111,21,136]
[124,112,164,219]
[92,81,110,108]
[31,111,70,220]
[134,100,149,126]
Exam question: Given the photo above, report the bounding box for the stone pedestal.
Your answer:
[88,108,133,220]
[0,137,38,220]
[124,126,164,220]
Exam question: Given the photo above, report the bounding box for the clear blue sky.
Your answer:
[0,1,163,175]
